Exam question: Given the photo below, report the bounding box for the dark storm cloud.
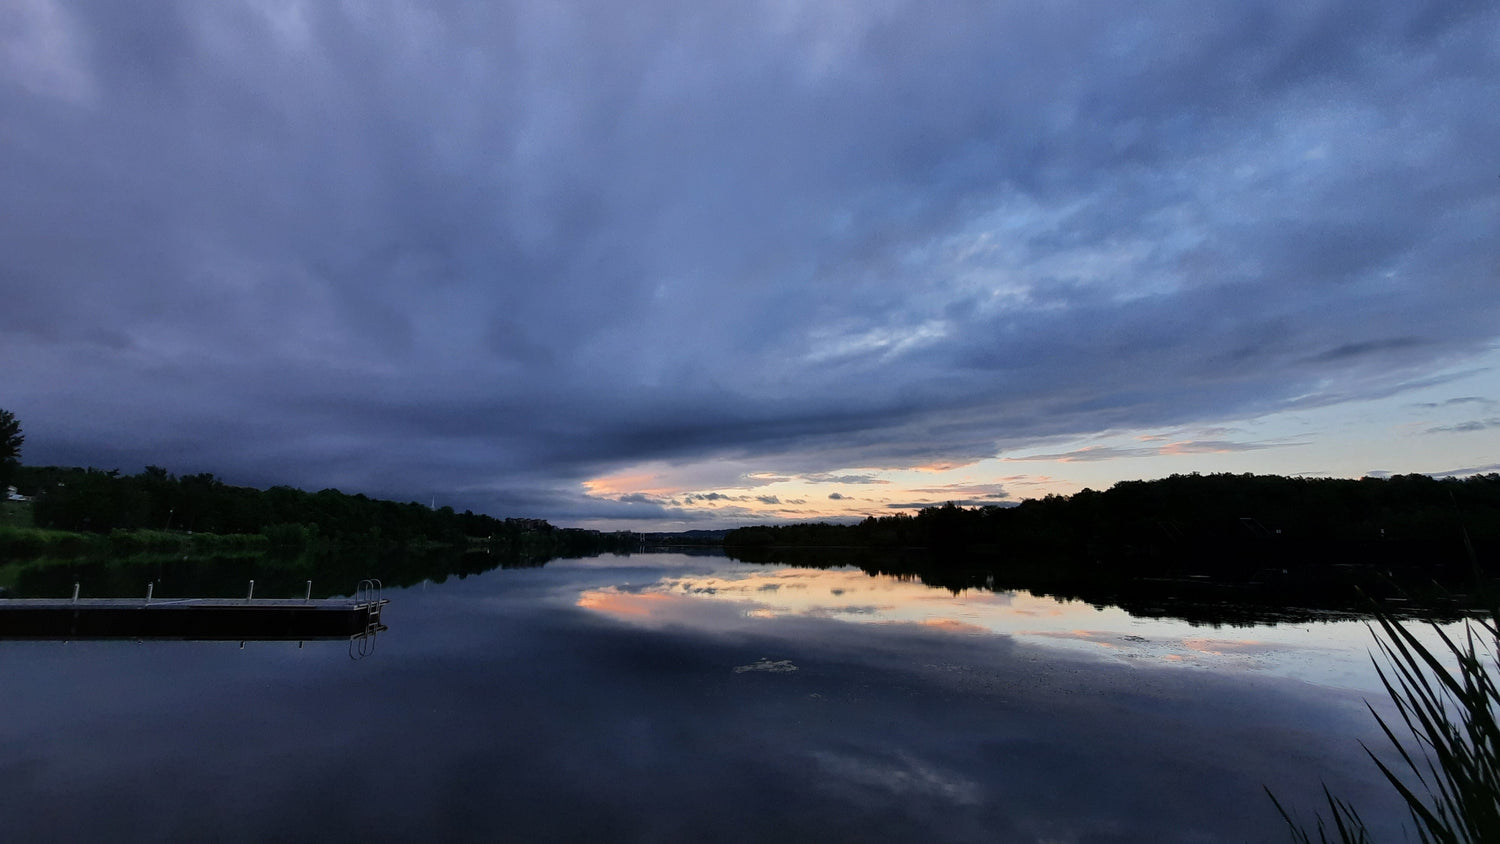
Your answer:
[2,0,1497,523]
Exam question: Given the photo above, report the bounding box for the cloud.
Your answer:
[616,493,661,505]
[803,473,890,485]
[1432,464,1500,478]
[908,483,1011,500]
[684,492,732,502]
[1158,440,1303,456]
[885,500,1017,510]
[1410,396,1495,409]
[1,0,1496,526]
[1423,419,1500,435]
[1303,337,1426,363]
[1004,446,1156,463]
[1006,439,1301,463]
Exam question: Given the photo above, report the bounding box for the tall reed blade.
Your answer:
[1273,597,1500,843]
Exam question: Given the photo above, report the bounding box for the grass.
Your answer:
[0,524,270,562]
[0,525,100,558]
[1270,594,1500,842]
[0,560,24,591]
[0,499,34,528]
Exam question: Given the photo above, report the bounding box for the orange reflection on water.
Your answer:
[574,566,1108,637]
[575,589,680,618]
[562,558,1475,693]
[1181,637,1275,656]
[918,618,991,635]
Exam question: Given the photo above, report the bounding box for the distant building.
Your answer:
[5,486,30,502]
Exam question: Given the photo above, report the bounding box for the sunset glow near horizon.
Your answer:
[575,352,1500,529]
[3,2,1497,531]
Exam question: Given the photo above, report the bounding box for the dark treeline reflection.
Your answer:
[9,545,1485,629]
[5,539,1478,627]
[726,544,1478,626]
[717,473,1500,625]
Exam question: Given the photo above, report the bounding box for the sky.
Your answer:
[2,0,1497,531]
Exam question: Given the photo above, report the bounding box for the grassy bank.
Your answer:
[0,499,34,529]
[0,525,270,561]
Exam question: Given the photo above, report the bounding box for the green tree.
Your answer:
[0,408,21,462]
[0,408,21,489]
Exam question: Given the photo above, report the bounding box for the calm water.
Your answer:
[0,552,1456,842]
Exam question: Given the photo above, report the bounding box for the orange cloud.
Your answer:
[911,459,981,473]
[583,473,679,497]
[1159,440,1233,456]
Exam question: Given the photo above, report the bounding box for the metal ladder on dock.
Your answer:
[350,579,386,659]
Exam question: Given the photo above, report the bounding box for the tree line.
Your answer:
[726,472,1500,574]
[8,463,631,558]
[4,407,633,557]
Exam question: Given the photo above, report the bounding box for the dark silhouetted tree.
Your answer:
[0,408,22,488]
[0,408,21,462]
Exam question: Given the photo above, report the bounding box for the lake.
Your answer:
[0,551,1458,842]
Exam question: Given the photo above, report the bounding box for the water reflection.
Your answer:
[0,551,1447,842]
[724,546,1483,627]
[571,560,1465,695]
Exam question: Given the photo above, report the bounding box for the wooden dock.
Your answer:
[0,580,388,642]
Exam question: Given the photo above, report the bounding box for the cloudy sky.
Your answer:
[2,1,1497,530]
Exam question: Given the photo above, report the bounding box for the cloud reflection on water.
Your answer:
[0,553,1437,842]
[570,562,1415,693]
[811,750,983,807]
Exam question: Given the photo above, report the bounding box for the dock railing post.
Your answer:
[146,582,153,604]
[305,580,312,603]
[72,583,80,604]
[246,580,255,604]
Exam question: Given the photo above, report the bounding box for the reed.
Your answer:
[1271,595,1500,842]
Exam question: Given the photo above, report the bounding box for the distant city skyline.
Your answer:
[3,1,1497,530]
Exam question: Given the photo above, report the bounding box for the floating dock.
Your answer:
[0,580,388,642]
